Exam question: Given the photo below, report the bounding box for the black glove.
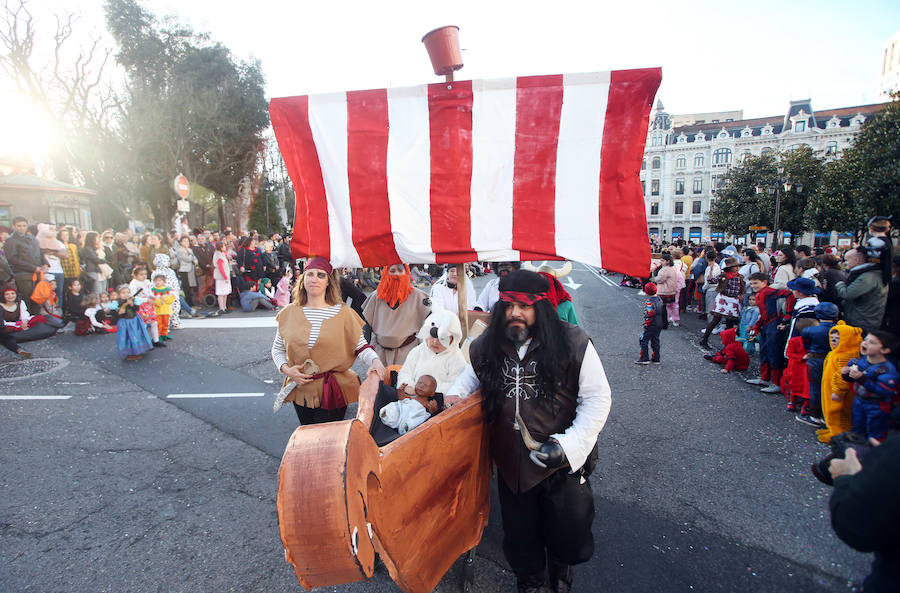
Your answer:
[529,439,567,469]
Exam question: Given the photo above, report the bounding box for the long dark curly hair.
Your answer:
[474,299,571,423]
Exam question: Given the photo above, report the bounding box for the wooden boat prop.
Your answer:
[271,65,661,592]
[277,374,490,593]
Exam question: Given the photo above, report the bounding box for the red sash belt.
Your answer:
[312,371,346,410]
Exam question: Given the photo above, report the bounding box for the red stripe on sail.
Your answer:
[269,96,330,260]
[598,68,661,277]
[346,89,400,267]
[511,74,564,261]
[428,80,477,264]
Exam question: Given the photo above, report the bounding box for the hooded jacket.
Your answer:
[712,328,750,372]
[818,322,864,444]
[836,264,889,333]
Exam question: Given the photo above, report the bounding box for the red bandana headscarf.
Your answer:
[537,272,572,308]
[377,265,414,307]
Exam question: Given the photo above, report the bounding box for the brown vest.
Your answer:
[469,323,590,494]
[276,303,365,408]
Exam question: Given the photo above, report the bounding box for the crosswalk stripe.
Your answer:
[0,395,72,400]
[176,317,277,329]
[166,393,266,399]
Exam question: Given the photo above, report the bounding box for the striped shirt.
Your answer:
[271,304,376,371]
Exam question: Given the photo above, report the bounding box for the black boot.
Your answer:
[548,559,573,593]
[517,572,550,593]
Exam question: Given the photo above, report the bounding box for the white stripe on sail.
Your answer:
[386,85,435,264]
[554,71,609,268]
[470,77,520,262]
[307,92,363,268]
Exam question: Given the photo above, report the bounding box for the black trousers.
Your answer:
[178,272,194,306]
[292,403,347,425]
[0,323,21,353]
[639,326,661,361]
[497,468,595,580]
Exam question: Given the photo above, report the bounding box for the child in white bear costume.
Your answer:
[396,309,468,395]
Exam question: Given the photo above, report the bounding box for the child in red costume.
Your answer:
[704,328,749,373]
[782,336,811,413]
[781,318,818,413]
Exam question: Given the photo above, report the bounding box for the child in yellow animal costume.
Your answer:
[816,322,864,443]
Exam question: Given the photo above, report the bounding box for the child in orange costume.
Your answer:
[816,322,864,444]
[781,318,817,414]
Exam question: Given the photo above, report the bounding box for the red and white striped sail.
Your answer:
[270,67,661,277]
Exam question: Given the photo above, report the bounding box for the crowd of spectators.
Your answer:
[0,216,299,352]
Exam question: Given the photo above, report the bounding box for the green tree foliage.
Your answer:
[710,146,824,242]
[104,0,268,228]
[247,176,282,236]
[806,97,900,235]
[709,153,776,237]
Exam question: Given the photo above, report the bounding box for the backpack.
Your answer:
[30,271,53,306]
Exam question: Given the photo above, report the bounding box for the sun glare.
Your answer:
[0,91,55,165]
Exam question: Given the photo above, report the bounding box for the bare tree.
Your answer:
[0,0,123,192]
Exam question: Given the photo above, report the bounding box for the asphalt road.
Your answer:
[0,267,870,593]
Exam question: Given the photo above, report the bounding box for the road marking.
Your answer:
[0,395,72,400]
[166,392,266,399]
[176,317,277,329]
[582,264,619,288]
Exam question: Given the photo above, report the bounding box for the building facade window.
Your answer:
[641,180,646,195]
[675,201,684,215]
[675,179,684,195]
[0,205,10,228]
[825,141,838,156]
[672,226,684,238]
[641,159,646,170]
[676,155,686,169]
[652,157,661,169]
[692,200,701,214]
[794,120,806,132]
[49,207,81,227]
[650,202,659,215]
[651,179,660,196]
[693,178,703,194]
[761,147,773,156]
[694,154,704,168]
[713,148,732,165]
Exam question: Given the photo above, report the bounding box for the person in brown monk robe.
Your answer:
[362,264,431,367]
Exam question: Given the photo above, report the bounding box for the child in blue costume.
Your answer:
[843,330,898,441]
[115,284,154,360]
[797,302,839,427]
[736,292,760,355]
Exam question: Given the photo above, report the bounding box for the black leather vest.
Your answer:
[470,323,590,493]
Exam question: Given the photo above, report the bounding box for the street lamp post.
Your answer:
[755,165,802,249]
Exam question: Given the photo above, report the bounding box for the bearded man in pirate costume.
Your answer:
[448,270,611,593]
[362,263,432,366]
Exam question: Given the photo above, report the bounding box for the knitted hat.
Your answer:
[814,302,840,321]
[643,282,658,295]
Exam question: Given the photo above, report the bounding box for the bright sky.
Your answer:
[3,0,898,165]
[105,0,899,117]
